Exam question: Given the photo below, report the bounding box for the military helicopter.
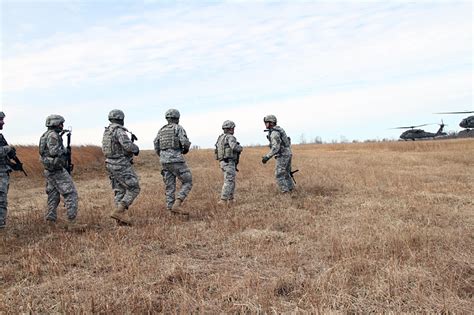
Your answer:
[394,121,447,141]
[435,111,474,129]
[435,110,474,138]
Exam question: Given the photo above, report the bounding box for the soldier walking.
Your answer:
[154,109,192,215]
[102,109,140,226]
[0,112,15,229]
[39,115,81,227]
[261,115,295,193]
[215,120,242,205]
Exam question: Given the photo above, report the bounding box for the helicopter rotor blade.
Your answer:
[435,111,474,114]
[391,123,432,129]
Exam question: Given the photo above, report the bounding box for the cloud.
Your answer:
[2,2,471,145]
[3,3,470,92]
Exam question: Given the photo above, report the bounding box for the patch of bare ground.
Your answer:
[1,140,473,312]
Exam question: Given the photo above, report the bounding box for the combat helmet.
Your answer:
[222,120,235,129]
[263,114,277,124]
[108,109,125,121]
[45,114,65,127]
[165,109,180,120]
[0,112,5,119]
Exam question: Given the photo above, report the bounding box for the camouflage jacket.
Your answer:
[264,126,292,159]
[154,123,191,164]
[0,134,12,173]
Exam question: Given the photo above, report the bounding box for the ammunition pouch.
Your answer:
[42,156,65,171]
[223,147,234,160]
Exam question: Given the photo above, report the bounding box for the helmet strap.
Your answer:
[110,119,124,126]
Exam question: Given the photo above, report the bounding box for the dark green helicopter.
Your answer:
[435,111,474,137]
[394,121,447,141]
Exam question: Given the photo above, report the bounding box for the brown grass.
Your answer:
[1,140,473,313]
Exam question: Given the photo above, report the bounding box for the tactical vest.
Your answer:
[39,130,54,157]
[215,134,236,161]
[0,134,8,166]
[102,125,125,158]
[269,126,291,148]
[159,124,180,150]
[39,130,65,171]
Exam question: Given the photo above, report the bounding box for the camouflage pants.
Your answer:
[275,155,295,193]
[220,160,236,200]
[161,162,192,209]
[106,163,140,208]
[44,169,78,221]
[0,172,10,225]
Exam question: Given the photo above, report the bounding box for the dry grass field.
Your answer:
[1,139,473,313]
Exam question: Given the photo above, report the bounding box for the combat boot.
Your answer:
[65,219,87,231]
[170,198,189,216]
[111,203,132,226]
[218,199,234,207]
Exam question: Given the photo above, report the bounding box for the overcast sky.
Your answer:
[1,0,472,148]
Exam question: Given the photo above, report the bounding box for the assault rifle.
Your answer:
[129,131,138,143]
[128,131,139,163]
[290,169,299,184]
[61,128,74,174]
[0,134,28,176]
[235,142,241,172]
[264,129,271,142]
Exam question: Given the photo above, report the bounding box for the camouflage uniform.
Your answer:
[263,115,294,193]
[0,127,12,228]
[215,120,243,201]
[154,109,192,210]
[102,121,140,210]
[39,115,78,222]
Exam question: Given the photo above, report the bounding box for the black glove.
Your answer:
[262,156,270,164]
[133,148,139,156]
[182,147,189,155]
[11,162,22,171]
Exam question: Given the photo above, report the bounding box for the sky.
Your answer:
[1,0,472,149]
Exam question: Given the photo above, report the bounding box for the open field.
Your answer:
[1,139,473,313]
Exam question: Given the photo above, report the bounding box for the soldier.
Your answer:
[153,109,192,215]
[102,109,140,226]
[215,120,243,205]
[262,114,295,193]
[0,112,14,229]
[39,115,81,227]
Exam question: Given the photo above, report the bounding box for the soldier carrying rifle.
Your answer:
[261,114,296,193]
[102,109,140,226]
[0,111,27,229]
[215,120,243,206]
[39,114,84,229]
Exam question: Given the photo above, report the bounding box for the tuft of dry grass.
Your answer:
[1,139,473,313]
[11,145,105,181]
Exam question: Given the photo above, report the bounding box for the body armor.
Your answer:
[268,126,291,148]
[159,124,180,150]
[102,125,126,158]
[215,134,236,161]
[39,130,66,171]
[0,134,8,167]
